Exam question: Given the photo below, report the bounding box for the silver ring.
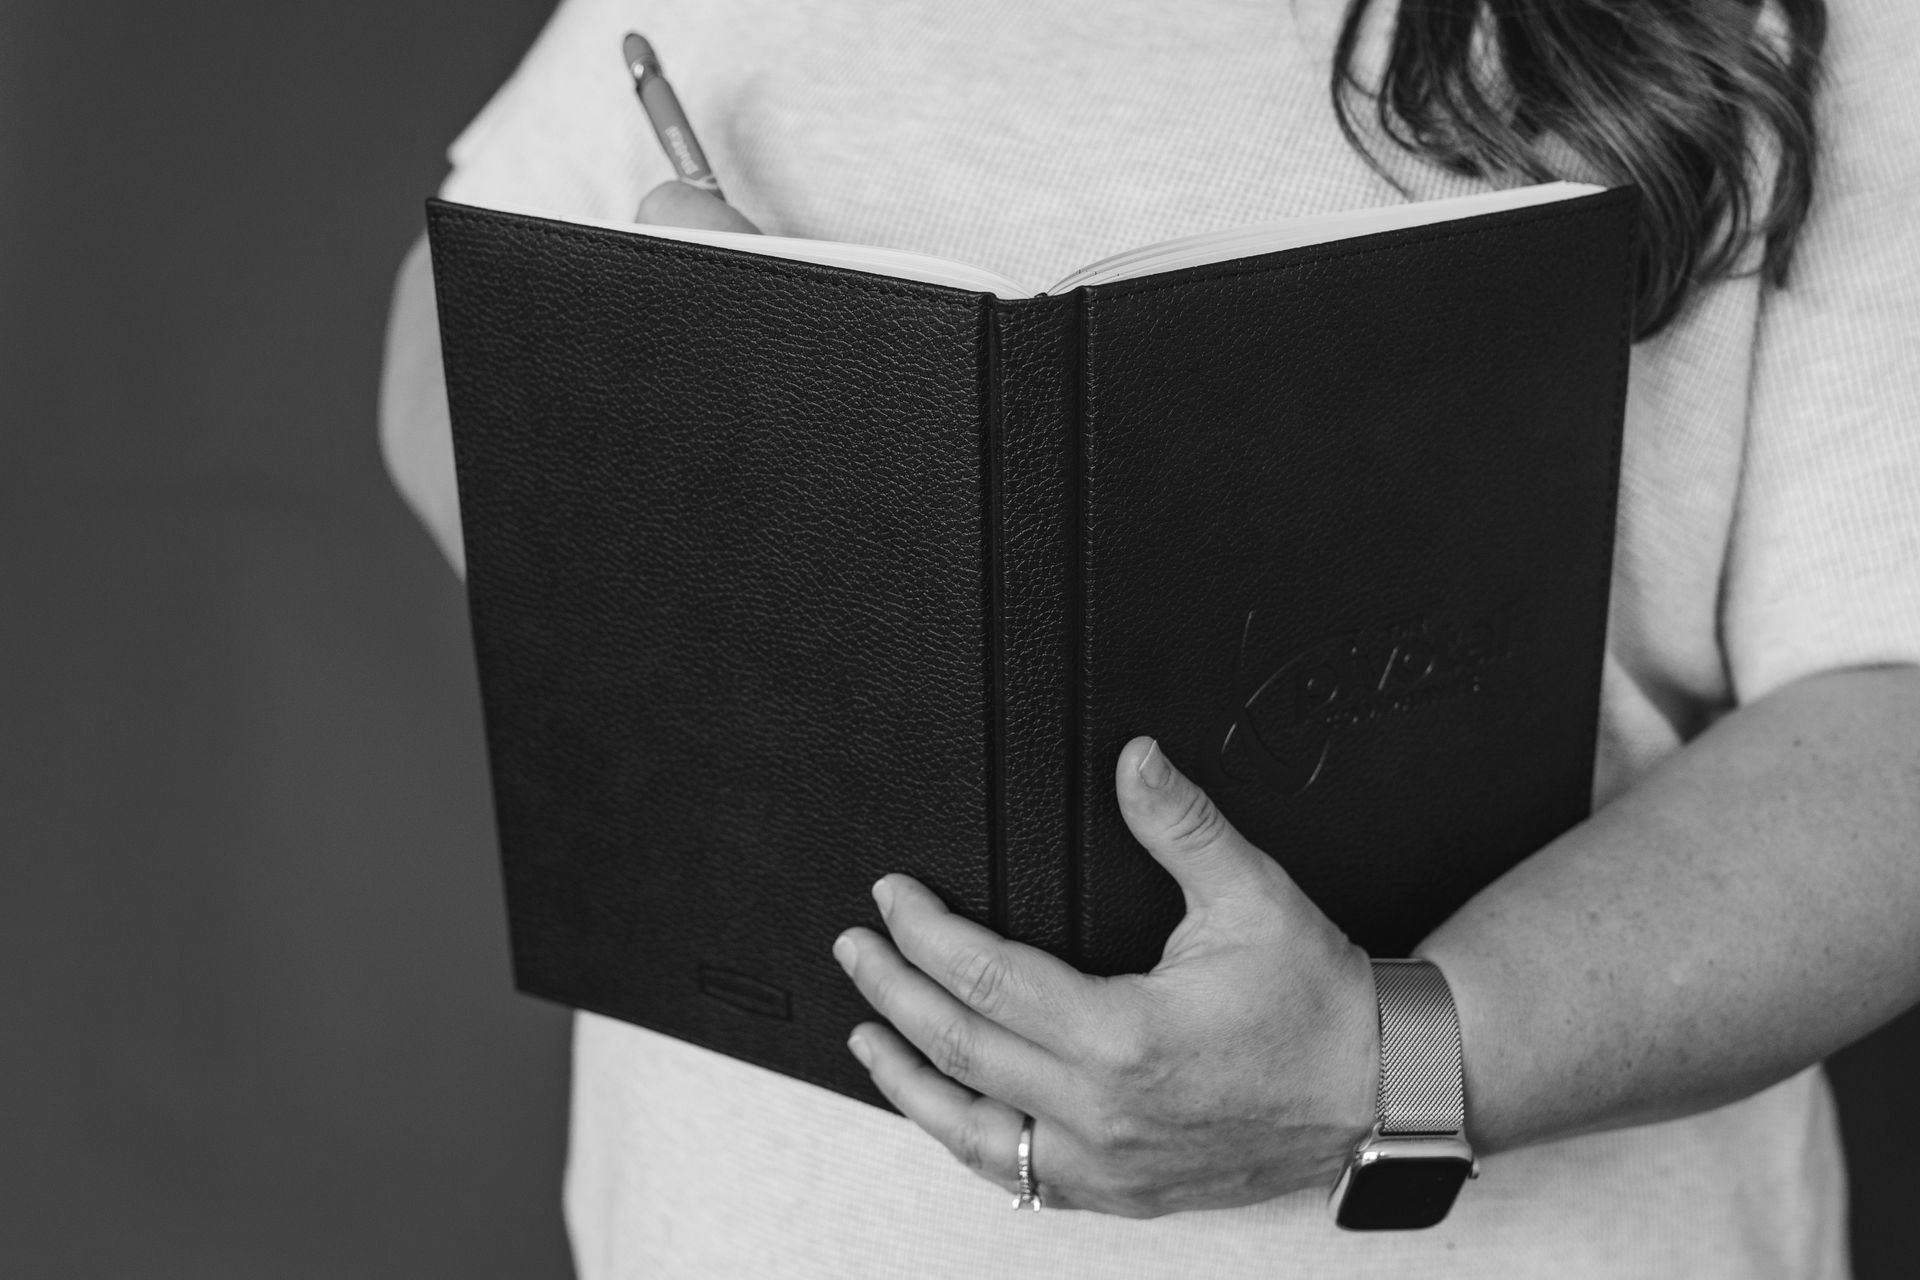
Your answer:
[1011,1114,1044,1211]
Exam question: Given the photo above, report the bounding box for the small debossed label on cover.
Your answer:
[697,965,793,1020]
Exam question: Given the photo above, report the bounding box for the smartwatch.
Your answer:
[1329,958,1478,1231]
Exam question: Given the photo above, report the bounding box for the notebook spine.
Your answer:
[991,294,1081,960]
[982,299,1007,936]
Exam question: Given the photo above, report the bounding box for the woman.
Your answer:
[380,0,1920,1273]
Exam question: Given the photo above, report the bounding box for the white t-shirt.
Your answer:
[396,0,1920,1274]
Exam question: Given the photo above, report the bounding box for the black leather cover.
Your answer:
[426,187,1637,1108]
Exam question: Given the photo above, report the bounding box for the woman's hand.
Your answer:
[634,179,762,234]
[834,735,1380,1218]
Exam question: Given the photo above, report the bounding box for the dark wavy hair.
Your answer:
[1331,0,1828,340]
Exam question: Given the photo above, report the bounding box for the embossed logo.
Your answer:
[698,965,793,1021]
[1217,609,1514,796]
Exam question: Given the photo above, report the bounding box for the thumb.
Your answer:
[634,180,763,234]
[1115,736,1278,913]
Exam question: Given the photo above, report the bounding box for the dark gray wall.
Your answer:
[2,2,1916,1276]
[2,2,572,1276]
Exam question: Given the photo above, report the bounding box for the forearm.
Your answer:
[377,232,466,577]
[1421,663,1920,1155]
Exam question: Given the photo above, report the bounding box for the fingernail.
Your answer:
[848,1032,873,1068]
[833,933,857,974]
[872,877,894,916]
[1137,738,1172,789]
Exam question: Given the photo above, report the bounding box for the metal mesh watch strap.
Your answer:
[1371,959,1466,1136]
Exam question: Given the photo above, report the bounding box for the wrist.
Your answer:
[1336,950,1384,1152]
[1412,936,1519,1154]
[1328,957,1478,1230]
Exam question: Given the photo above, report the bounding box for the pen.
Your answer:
[623,33,725,201]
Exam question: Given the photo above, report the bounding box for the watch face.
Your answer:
[1334,1156,1473,1231]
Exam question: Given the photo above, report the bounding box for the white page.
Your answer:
[473,200,1033,297]
[1046,181,1603,292]
[471,182,1602,299]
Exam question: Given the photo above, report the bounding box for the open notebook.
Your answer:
[474,180,1601,298]
[425,179,1637,1109]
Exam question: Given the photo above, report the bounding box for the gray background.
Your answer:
[3,2,1915,1276]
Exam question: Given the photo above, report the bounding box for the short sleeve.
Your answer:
[436,0,678,220]
[1723,0,1920,703]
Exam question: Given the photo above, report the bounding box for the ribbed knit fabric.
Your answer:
[399,0,1920,1273]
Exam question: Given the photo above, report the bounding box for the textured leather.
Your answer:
[991,295,1079,958]
[426,187,1637,1108]
[1072,192,1636,970]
